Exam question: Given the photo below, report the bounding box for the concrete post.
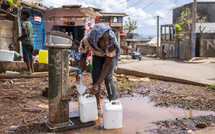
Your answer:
[160,26,163,58]
[157,16,159,57]
[191,0,197,58]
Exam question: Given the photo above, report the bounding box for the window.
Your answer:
[111,17,122,22]
[118,17,122,22]
[111,17,117,22]
[100,16,109,22]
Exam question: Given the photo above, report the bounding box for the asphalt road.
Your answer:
[118,57,215,85]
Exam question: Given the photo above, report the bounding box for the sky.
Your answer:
[30,0,215,37]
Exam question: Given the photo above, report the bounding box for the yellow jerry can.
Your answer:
[38,50,48,64]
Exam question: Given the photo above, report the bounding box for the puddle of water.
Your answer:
[67,96,215,134]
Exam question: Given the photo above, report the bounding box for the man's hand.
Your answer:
[17,37,21,41]
[90,84,99,95]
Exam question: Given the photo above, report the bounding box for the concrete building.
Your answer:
[0,0,46,54]
[125,38,151,54]
[21,1,46,50]
[161,2,215,60]
[173,2,215,24]
[147,36,160,46]
[95,13,127,44]
[44,5,101,41]
[0,0,16,51]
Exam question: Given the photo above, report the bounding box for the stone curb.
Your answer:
[115,68,208,86]
[0,67,209,87]
[0,72,78,79]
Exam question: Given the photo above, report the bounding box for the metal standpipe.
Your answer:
[43,31,96,132]
[44,44,73,131]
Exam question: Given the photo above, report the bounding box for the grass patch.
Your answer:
[116,82,135,89]
[207,84,215,89]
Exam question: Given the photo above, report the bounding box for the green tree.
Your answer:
[122,17,138,54]
[7,0,21,12]
[124,17,138,36]
[176,7,206,34]
[176,7,207,59]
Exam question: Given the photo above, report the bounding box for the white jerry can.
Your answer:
[103,100,122,129]
[78,94,98,123]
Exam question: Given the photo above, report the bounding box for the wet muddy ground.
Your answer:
[0,73,215,133]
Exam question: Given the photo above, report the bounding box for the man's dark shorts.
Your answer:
[23,44,33,62]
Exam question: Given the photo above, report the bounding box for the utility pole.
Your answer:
[157,15,159,57]
[191,0,197,59]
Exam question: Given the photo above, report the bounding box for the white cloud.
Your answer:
[100,0,127,12]
[125,7,156,27]
[155,10,166,18]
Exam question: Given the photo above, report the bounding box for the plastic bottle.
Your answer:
[9,125,19,130]
[89,62,92,74]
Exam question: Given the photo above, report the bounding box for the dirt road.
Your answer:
[0,74,214,133]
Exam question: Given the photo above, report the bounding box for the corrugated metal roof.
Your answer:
[21,1,46,11]
[62,5,82,8]
[100,13,127,17]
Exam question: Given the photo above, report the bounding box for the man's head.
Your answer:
[72,40,80,50]
[98,31,110,49]
[21,9,30,20]
[8,43,15,51]
[33,49,39,56]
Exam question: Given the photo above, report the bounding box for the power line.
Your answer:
[114,0,158,13]
[103,0,132,11]
[159,17,171,25]
[160,17,170,21]
[135,17,157,21]
[134,0,147,8]
[141,0,158,10]
[127,0,146,8]
[164,0,179,18]
[157,0,179,25]
[113,0,147,12]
